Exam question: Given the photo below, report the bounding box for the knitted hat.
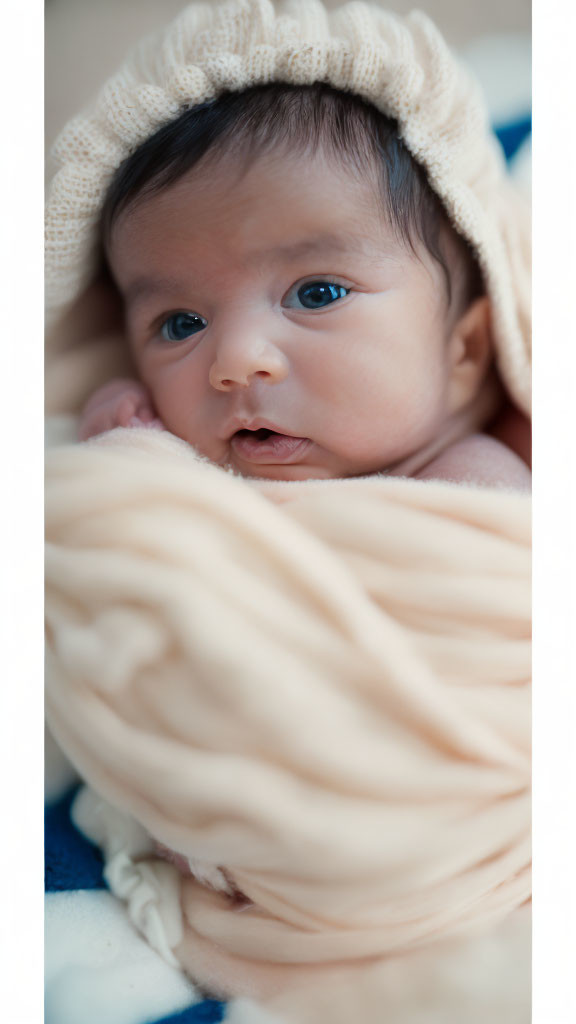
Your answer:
[45,0,531,416]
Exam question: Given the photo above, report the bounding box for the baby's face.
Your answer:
[108,149,463,480]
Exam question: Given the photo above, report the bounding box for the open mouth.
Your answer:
[230,427,311,464]
[234,427,277,441]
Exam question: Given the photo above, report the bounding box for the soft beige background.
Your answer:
[45,0,530,154]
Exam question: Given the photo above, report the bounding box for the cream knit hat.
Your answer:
[45,0,531,416]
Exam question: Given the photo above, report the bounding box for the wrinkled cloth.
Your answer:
[45,427,531,1021]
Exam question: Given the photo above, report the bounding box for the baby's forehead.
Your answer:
[120,148,400,255]
[225,231,379,265]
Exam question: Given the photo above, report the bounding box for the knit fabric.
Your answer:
[45,0,531,417]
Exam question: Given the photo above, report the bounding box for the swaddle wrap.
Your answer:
[45,431,530,1021]
[45,1,531,1019]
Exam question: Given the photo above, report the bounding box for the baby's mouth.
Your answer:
[230,427,311,464]
[235,427,276,441]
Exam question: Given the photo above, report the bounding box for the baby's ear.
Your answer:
[447,296,492,414]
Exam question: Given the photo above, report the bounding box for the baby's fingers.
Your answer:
[134,401,157,424]
[116,393,140,427]
[79,406,122,441]
[127,415,166,431]
[126,396,165,430]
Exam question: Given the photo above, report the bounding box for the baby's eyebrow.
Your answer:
[122,233,394,308]
[123,274,190,308]
[248,232,374,265]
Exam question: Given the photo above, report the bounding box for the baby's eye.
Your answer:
[160,312,207,342]
[283,281,350,310]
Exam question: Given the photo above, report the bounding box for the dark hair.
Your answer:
[100,83,483,308]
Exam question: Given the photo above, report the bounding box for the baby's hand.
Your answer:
[78,378,164,441]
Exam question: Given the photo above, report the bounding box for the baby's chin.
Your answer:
[221,459,345,482]
[221,456,393,483]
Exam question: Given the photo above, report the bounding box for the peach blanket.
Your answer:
[45,427,530,1022]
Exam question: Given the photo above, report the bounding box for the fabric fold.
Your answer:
[45,428,530,1014]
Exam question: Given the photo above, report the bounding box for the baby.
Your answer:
[79,83,531,490]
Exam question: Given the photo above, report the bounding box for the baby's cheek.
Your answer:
[138,360,171,409]
[151,383,182,428]
[401,349,450,406]
[372,369,448,453]
[145,365,202,439]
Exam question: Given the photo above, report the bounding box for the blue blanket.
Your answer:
[45,786,226,1024]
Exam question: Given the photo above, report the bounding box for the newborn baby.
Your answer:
[79,84,530,490]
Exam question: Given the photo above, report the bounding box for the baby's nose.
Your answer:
[209,332,289,391]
